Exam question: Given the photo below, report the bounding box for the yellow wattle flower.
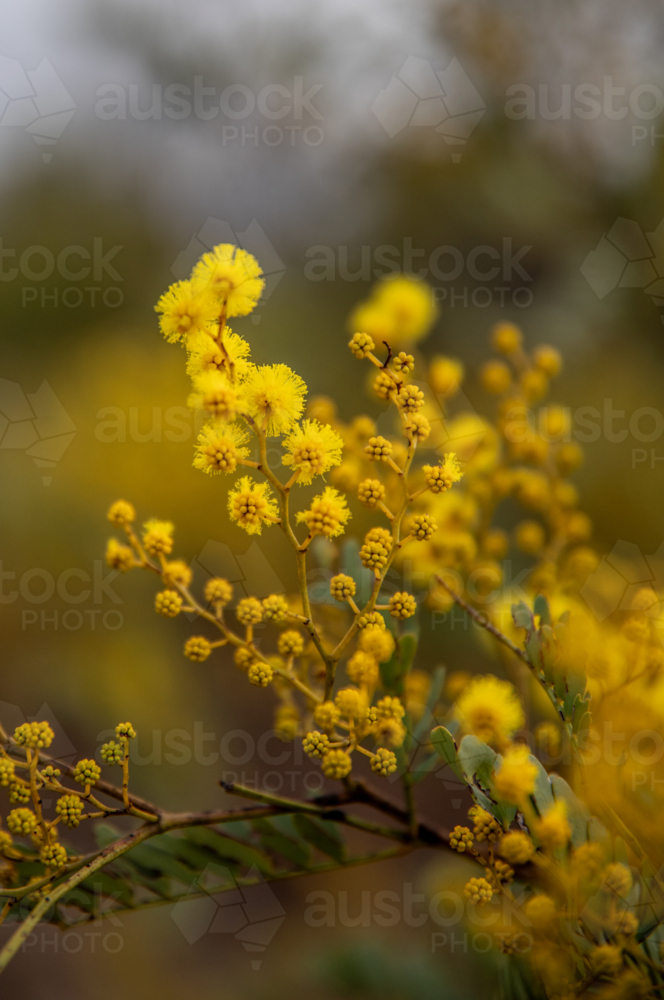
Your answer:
[241,363,307,436]
[185,328,253,383]
[493,746,538,805]
[187,369,242,422]
[282,419,344,484]
[192,244,264,317]
[228,475,279,535]
[296,486,351,538]
[154,279,219,345]
[455,674,525,748]
[193,421,250,475]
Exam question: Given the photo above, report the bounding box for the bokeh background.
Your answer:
[2,0,664,995]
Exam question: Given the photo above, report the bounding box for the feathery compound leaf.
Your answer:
[293,815,345,863]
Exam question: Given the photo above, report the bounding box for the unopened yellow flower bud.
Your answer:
[73,758,101,787]
[408,514,437,541]
[142,519,174,557]
[521,369,548,403]
[533,344,562,377]
[107,499,136,527]
[7,808,37,836]
[481,360,511,394]
[14,721,54,750]
[278,630,305,656]
[374,371,396,400]
[365,436,393,461]
[162,560,193,589]
[555,442,583,475]
[236,597,264,626]
[262,594,289,622]
[349,332,375,358]
[248,662,273,687]
[303,731,331,759]
[155,590,183,617]
[330,574,356,601]
[375,696,405,720]
[392,352,414,374]
[321,749,352,779]
[357,611,386,630]
[464,877,493,905]
[515,520,545,555]
[204,577,233,607]
[450,826,474,853]
[314,701,340,731]
[423,453,462,493]
[388,591,417,619]
[370,748,397,776]
[395,384,424,412]
[405,413,430,441]
[184,636,212,662]
[491,322,522,355]
[358,478,385,508]
[429,356,463,397]
[40,842,68,869]
[106,538,135,572]
[56,794,84,829]
[234,647,255,672]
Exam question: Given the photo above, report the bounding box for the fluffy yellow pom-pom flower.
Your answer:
[535,802,571,851]
[186,329,253,383]
[282,419,344,484]
[193,421,250,475]
[455,675,525,748]
[154,279,218,345]
[493,747,538,805]
[191,244,264,317]
[241,364,307,436]
[187,370,242,421]
[142,519,175,557]
[296,487,351,538]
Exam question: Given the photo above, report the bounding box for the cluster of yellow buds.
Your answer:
[301,683,405,780]
[464,877,493,905]
[449,825,474,853]
[470,805,502,843]
[484,860,514,890]
[0,719,146,879]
